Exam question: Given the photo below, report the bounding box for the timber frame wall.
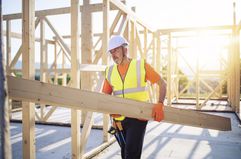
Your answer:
[2,0,241,159]
[3,0,158,158]
[156,25,240,112]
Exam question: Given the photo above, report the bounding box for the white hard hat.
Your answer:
[107,35,128,53]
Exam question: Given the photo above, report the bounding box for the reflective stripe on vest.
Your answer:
[113,86,147,95]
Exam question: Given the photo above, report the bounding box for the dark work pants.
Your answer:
[120,117,148,159]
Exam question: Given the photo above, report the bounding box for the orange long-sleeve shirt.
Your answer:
[102,61,160,94]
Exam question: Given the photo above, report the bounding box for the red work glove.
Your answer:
[152,103,164,122]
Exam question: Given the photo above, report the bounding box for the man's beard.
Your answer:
[114,58,121,64]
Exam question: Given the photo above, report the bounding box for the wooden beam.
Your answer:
[110,0,153,32]
[167,33,172,106]
[0,1,12,158]
[13,64,106,74]
[158,25,233,33]
[39,18,48,121]
[81,1,93,157]
[80,112,94,157]
[83,137,115,158]
[81,0,93,89]
[117,14,128,35]
[102,0,109,64]
[102,0,110,142]
[7,76,232,131]
[40,18,47,83]
[70,1,81,158]
[3,4,105,20]
[3,30,55,44]
[130,21,137,58]
[6,20,11,72]
[22,0,35,158]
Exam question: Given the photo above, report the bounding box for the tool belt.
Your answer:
[108,119,126,147]
[113,115,125,121]
[108,119,123,134]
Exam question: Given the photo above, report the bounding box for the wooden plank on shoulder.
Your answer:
[7,76,231,131]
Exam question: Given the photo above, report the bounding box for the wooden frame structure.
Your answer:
[156,21,240,116]
[157,27,232,106]
[2,0,240,159]
[154,1,240,115]
[2,0,158,158]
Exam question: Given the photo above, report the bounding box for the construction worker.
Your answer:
[102,35,166,159]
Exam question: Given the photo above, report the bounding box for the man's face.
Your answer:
[110,46,125,64]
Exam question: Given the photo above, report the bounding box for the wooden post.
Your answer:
[80,1,94,157]
[156,31,161,73]
[143,28,147,59]
[196,33,200,109]
[40,17,47,120]
[102,0,109,64]
[130,21,137,58]
[40,18,47,83]
[167,33,172,106]
[22,0,36,159]
[102,0,110,142]
[81,0,93,124]
[54,41,58,85]
[71,0,81,159]
[235,30,240,116]
[6,20,12,120]
[233,2,240,115]
[0,0,12,157]
[62,51,67,86]
[133,21,137,59]
[6,20,11,74]
[156,31,164,101]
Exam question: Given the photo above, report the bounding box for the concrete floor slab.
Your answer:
[10,110,241,159]
[11,123,103,159]
[93,113,241,159]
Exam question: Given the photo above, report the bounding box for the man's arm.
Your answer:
[145,62,166,122]
[157,77,167,103]
[102,79,113,94]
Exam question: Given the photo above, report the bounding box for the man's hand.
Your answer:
[152,103,164,122]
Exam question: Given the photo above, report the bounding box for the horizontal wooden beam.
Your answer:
[79,64,106,72]
[3,4,104,20]
[3,30,55,44]
[11,64,106,74]
[158,25,233,34]
[2,3,122,21]
[7,76,231,131]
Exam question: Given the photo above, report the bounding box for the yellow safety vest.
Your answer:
[105,59,149,120]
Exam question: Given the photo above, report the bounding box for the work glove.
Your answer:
[152,103,164,122]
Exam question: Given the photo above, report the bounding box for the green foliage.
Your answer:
[51,74,71,85]
[15,71,22,78]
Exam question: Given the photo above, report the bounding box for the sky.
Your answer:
[127,0,240,29]
[2,0,240,71]
[3,0,240,29]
